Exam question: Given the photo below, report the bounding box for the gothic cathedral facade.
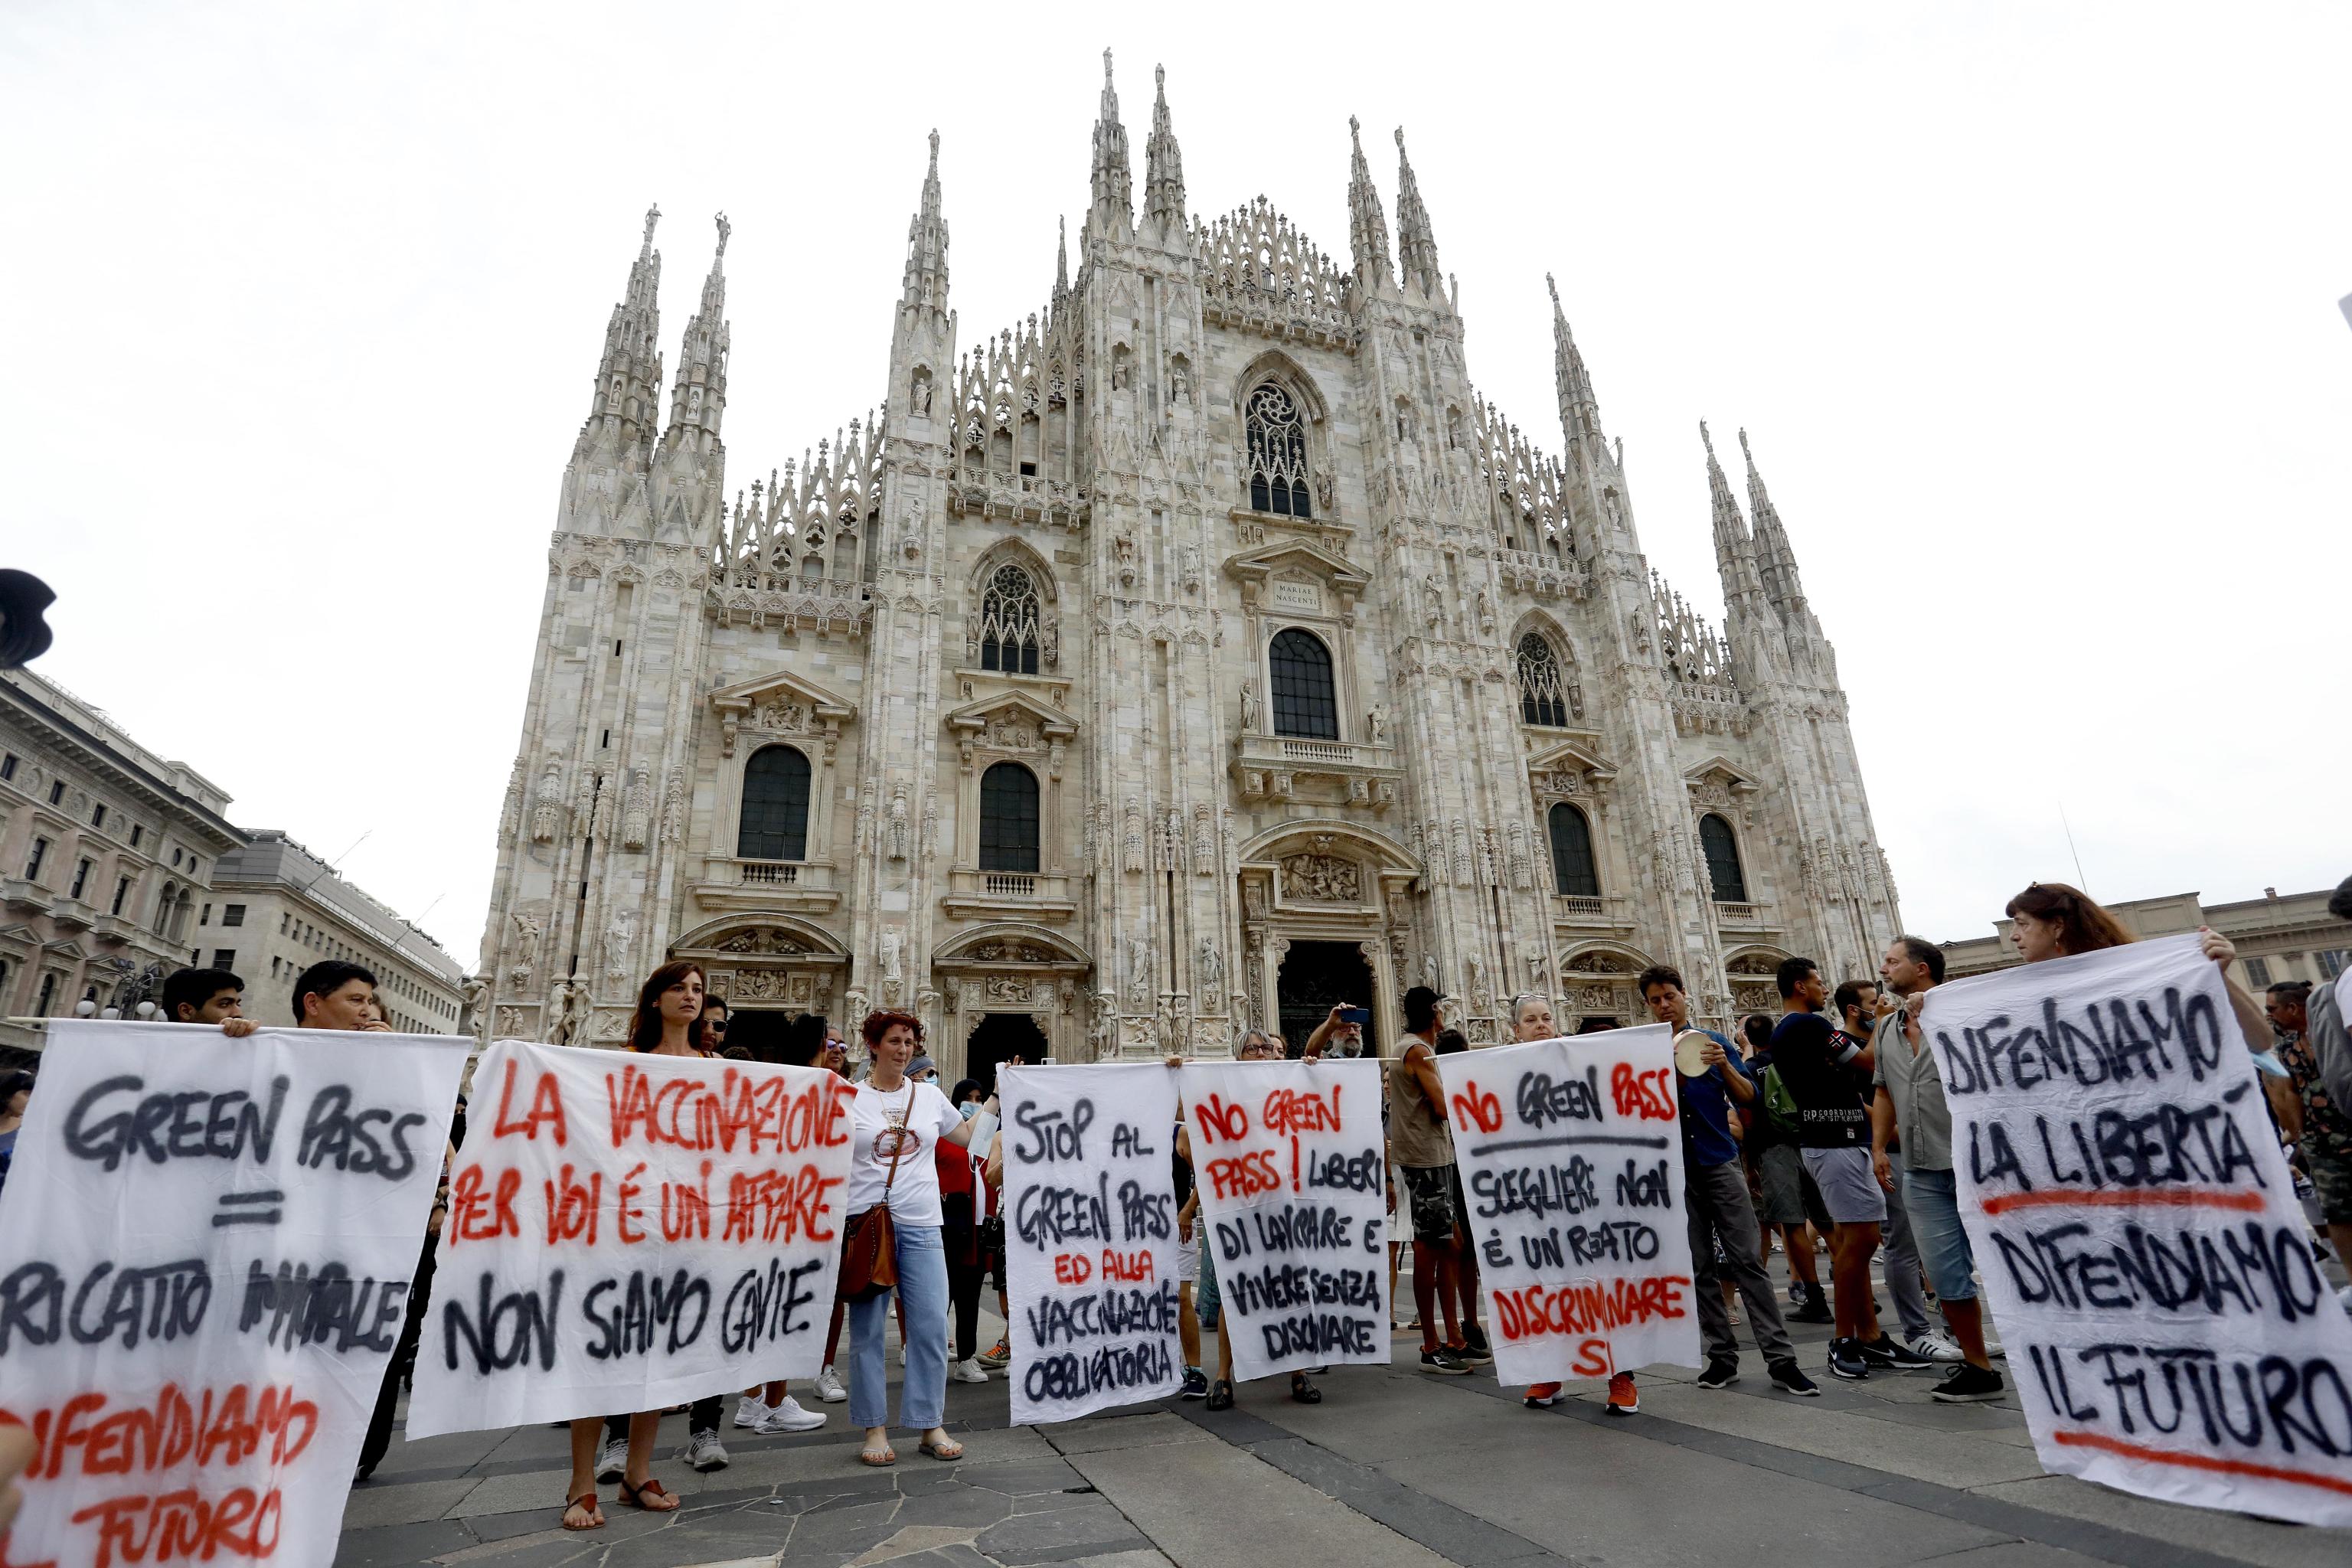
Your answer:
[474,57,1902,1080]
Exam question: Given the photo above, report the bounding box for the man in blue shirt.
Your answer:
[1640,966,1815,1396]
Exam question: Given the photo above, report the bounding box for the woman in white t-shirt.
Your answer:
[847,1009,978,1465]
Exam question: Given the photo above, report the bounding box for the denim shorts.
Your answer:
[1901,1165,1977,1302]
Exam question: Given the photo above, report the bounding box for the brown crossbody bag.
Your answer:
[839,1087,913,1302]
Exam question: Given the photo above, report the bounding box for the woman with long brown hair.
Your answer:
[563,962,703,1531]
[846,1009,979,1466]
[2004,881,2272,1050]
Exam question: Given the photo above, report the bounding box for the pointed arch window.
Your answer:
[979,565,1041,675]
[1517,634,1572,727]
[1245,383,1312,518]
[1698,813,1748,903]
[978,761,1040,873]
[738,745,812,861]
[1548,803,1600,898]
[1269,629,1339,740]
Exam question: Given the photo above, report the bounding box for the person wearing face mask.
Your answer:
[939,1079,997,1384]
[846,1010,980,1466]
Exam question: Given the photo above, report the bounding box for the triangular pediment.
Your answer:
[710,668,855,720]
[945,688,1077,741]
[1683,755,1761,794]
[0,923,41,947]
[1526,737,1618,782]
[1223,539,1371,593]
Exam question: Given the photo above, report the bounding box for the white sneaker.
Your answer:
[814,1364,847,1403]
[593,1434,628,1484]
[1911,1333,1965,1364]
[733,1394,770,1429]
[952,1357,990,1384]
[759,1395,827,1433]
[1982,1331,2007,1359]
[684,1429,729,1472]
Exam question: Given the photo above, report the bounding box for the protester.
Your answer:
[1641,969,1819,1396]
[847,1009,978,1465]
[2295,874,2352,1308]
[162,965,257,1035]
[730,1013,831,1435]
[1868,936,2004,1402]
[0,1070,31,1196]
[567,962,717,1526]
[1200,1027,1328,1410]
[2272,979,2352,1302]
[907,1053,939,1086]
[1769,958,1886,1380]
[1390,988,1485,1380]
[694,994,730,1054]
[939,1077,995,1385]
[1833,980,1942,1370]
[320,961,449,1485]
[1742,1012,1830,1322]
[1173,1108,1207,1398]
[1510,992,1635,1411]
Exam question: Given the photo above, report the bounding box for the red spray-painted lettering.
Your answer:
[446,1164,522,1244]
[489,1060,570,1145]
[1491,1275,1692,1342]
[1609,1063,1677,1122]
[605,1067,851,1155]
[69,1485,283,1567]
[1451,1083,1502,1134]
[7,1385,316,1481]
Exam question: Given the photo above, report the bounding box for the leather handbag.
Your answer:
[839,1088,913,1302]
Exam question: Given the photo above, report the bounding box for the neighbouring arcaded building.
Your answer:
[471,56,1903,1081]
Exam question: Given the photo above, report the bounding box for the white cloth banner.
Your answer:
[1183,1057,1388,1383]
[405,1039,855,1439]
[1925,933,2352,1524]
[1001,1065,1182,1426]
[0,1019,466,1568]
[1435,1024,1700,1387]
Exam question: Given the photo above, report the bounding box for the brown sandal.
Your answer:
[561,1491,603,1531]
[616,1475,679,1512]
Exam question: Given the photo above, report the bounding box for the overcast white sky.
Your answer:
[5,3,2347,965]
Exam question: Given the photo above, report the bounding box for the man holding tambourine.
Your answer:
[1640,964,1820,1398]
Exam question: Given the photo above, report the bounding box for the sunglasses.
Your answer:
[705,1020,727,1034]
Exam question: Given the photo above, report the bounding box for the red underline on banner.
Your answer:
[1978,1187,2267,1217]
[2050,1429,2352,1497]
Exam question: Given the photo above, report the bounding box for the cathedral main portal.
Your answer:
[1276,939,1377,1059]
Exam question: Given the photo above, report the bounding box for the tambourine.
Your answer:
[1672,1030,1716,1078]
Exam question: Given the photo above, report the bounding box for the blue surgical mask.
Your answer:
[959,1101,980,1121]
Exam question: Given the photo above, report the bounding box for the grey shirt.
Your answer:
[1871,1001,1953,1173]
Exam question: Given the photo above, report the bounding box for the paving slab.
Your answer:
[1968,1477,2348,1568]
[1067,1435,1454,1568]
[1037,1410,1215,1455]
[341,1476,482,1530]
[1631,1381,2050,1489]
[1377,1420,2008,1568]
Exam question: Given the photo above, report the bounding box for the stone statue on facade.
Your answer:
[620,768,651,851]
[1197,937,1223,995]
[548,978,586,1047]
[531,763,562,844]
[1240,678,1260,730]
[887,786,910,861]
[1367,703,1390,747]
[604,907,638,981]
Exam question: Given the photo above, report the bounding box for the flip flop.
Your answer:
[561,1492,603,1532]
[860,1443,898,1466]
[616,1476,678,1512]
[918,1437,965,1461]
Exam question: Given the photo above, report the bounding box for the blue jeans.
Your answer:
[1903,1165,1977,1302]
[849,1222,949,1431]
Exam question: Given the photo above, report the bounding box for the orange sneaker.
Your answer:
[1606,1372,1639,1416]
[1524,1382,1563,1408]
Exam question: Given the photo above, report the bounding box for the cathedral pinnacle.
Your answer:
[1739,427,1808,614]
[1089,47,1133,238]
[663,215,730,449]
[1701,420,1759,602]
[1347,116,1393,289]
[1054,214,1070,302]
[900,129,951,313]
[1548,272,1606,459]
[1142,62,1187,234]
[575,202,666,465]
[1393,126,1442,300]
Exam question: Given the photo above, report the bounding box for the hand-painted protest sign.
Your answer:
[1926,933,2352,1524]
[0,1019,466,1568]
[405,1038,854,1439]
[1436,1024,1700,1387]
[1001,1064,1181,1425]
[1184,1057,1387,1383]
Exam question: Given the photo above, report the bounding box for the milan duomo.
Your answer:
[474,54,1900,1080]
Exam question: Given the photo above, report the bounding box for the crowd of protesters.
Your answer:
[11,873,2343,1530]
